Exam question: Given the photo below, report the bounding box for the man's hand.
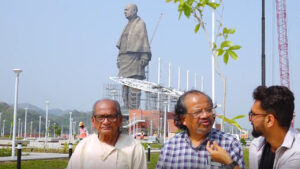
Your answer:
[206,141,233,165]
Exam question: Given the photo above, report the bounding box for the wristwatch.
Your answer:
[224,161,238,169]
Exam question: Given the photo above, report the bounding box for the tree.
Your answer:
[166,0,245,131]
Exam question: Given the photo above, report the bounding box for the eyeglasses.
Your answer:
[248,111,267,120]
[93,114,119,122]
[188,105,217,118]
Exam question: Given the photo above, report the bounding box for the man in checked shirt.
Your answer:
[156,90,245,169]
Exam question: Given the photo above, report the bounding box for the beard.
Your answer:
[251,127,262,138]
[196,118,214,134]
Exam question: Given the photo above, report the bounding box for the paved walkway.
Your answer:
[0,150,160,162]
[0,152,69,162]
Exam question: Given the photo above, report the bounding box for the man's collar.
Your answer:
[279,127,297,149]
[183,129,214,149]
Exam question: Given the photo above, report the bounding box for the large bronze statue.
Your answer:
[116,4,151,109]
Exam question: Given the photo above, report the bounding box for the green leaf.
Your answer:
[213,42,217,49]
[166,0,173,3]
[178,11,183,19]
[230,122,243,131]
[179,0,184,5]
[182,3,192,17]
[228,50,238,60]
[215,48,224,56]
[223,51,229,64]
[231,115,246,120]
[223,27,228,34]
[197,2,205,7]
[228,28,235,34]
[207,2,220,10]
[194,23,200,33]
[229,45,241,50]
[217,115,243,131]
[221,40,232,48]
[186,0,194,5]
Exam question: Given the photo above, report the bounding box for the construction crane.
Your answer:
[276,0,296,127]
[276,0,290,88]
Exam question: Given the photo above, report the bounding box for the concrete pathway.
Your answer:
[0,152,68,162]
[0,150,161,162]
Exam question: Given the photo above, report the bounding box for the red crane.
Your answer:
[276,0,290,88]
[276,0,295,127]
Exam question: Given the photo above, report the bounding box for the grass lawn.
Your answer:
[0,149,249,169]
[0,159,68,169]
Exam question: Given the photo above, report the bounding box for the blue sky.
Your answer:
[0,0,299,129]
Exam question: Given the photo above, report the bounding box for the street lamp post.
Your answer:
[61,126,63,138]
[69,112,72,142]
[12,68,22,158]
[30,121,33,138]
[39,116,41,139]
[128,119,131,136]
[163,102,167,143]
[2,120,5,136]
[20,121,23,138]
[0,112,2,135]
[24,107,28,140]
[53,123,56,138]
[159,117,162,137]
[45,101,49,145]
[133,113,136,138]
[150,120,153,136]
[18,118,21,138]
[48,120,50,137]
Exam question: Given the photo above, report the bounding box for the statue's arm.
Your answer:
[140,53,151,67]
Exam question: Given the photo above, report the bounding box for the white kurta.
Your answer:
[67,134,147,169]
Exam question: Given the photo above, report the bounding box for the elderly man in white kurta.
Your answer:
[67,99,147,169]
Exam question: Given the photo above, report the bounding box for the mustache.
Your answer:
[198,118,213,125]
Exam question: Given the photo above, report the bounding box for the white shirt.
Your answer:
[67,134,147,169]
[249,127,300,169]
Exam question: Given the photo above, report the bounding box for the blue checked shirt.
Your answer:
[156,128,245,169]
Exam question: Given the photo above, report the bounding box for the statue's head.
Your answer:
[124,4,138,20]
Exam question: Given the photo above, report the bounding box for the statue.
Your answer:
[116,4,151,109]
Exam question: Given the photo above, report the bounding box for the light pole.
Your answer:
[45,101,49,143]
[133,113,136,138]
[69,112,72,142]
[39,116,41,139]
[12,68,22,158]
[211,0,216,128]
[48,120,50,137]
[168,122,170,138]
[61,126,63,138]
[128,119,131,136]
[18,118,21,138]
[0,112,2,135]
[163,102,167,143]
[30,121,33,138]
[20,121,23,138]
[24,107,28,140]
[2,120,5,136]
[150,120,153,136]
[53,123,56,138]
[72,121,76,135]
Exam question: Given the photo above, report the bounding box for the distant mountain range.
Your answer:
[0,101,92,136]
[17,103,77,116]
